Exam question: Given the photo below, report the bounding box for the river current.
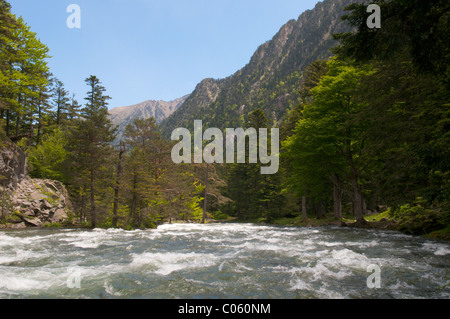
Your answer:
[0,223,449,299]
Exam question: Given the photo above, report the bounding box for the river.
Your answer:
[0,223,449,299]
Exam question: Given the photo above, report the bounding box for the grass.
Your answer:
[34,182,60,207]
[266,211,449,241]
[256,211,399,230]
[44,222,63,228]
[364,210,391,222]
[424,225,450,241]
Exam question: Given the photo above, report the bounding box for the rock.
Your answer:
[1,142,73,229]
[41,209,50,217]
[50,208,67,223]
[10,222,26,229]
[30,191,44,201]
[4,176,72,228]
[20,201,32,208]
[24,217,43,227]
[23,210,35,217]
[7,217,23,224]
[33,208,42,217]
[0,140,27,190]
[40,199,52,210]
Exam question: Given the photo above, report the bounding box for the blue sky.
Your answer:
[8,0,319,109]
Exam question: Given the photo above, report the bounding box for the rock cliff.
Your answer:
[0,139,72,229]
[0,139,27,189]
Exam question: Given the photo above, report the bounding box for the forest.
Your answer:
[1,0,449,238]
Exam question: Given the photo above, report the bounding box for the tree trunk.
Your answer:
[37,102,42,145]
[302,196,307,221]
[79,189,87,224]
[202,164,209,224]
[316,200,326,219]
[129,173,138,227]
[112,144,125,228]
[56,97,61,125]
[332,176,343,220]
[5,109,10,137]
[169,196,173,224]
[333,184,342,220]
[26,125,33,157]
[90,169,97,228]
[351,169,364,223]
[15,113,20,137]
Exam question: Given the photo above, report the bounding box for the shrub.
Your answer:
[390,198,449,235]
[213,210,230,220]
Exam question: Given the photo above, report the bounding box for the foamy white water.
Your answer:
[0,224,449,299]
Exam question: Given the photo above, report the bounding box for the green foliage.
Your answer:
[0,5,51,139]
[184,189,204,222]
[334,0,450,77]
[159,0,354,139]
[390,199,450,236]
[225,109,284,221]
[8,211,22,223]
[279,0,449,231]
[425,225,450,241]
[212,210,230,221]
[28,128,68,181]
[2,0,448,236]
[64,75,116,228]
[44,222,62,228]
[51,79,71,126]
[283,58,375,221]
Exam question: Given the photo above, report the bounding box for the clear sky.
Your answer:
[8,0,320,109]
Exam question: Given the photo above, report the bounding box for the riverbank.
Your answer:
[3,209,449,242]
[217,211,450,241]
[269,213,450,241]
[0,177,73,230]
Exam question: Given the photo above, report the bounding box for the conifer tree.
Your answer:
[66,75,116,228]
[226,108,283,220]
[51,79,70,126]
[0,5,50,142]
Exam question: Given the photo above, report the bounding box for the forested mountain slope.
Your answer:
[159,0,355,136]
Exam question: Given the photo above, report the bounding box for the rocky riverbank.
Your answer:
[0,177,72,229]
[1,138,72,229]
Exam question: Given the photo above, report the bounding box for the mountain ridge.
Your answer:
[108,95,189,142]
[159,0,356,137]
[109,0,357,140]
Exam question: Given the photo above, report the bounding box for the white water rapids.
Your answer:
[0,223,449,299]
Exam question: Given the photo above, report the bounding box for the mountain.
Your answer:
[159,0,355,137]
[109,95,189,142]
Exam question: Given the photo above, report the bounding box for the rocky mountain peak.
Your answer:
[109,95,189,143]
[158,0,355,137]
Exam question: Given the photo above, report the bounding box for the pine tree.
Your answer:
[51,79,70,126]
[0,6,50,142]
[226,108,283,220]
[66,75,116,228]
[34,75,52,145]
[0,0,18,124]
[333,0,449,215]
[28,127,68,181]
[67,94,82,122]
